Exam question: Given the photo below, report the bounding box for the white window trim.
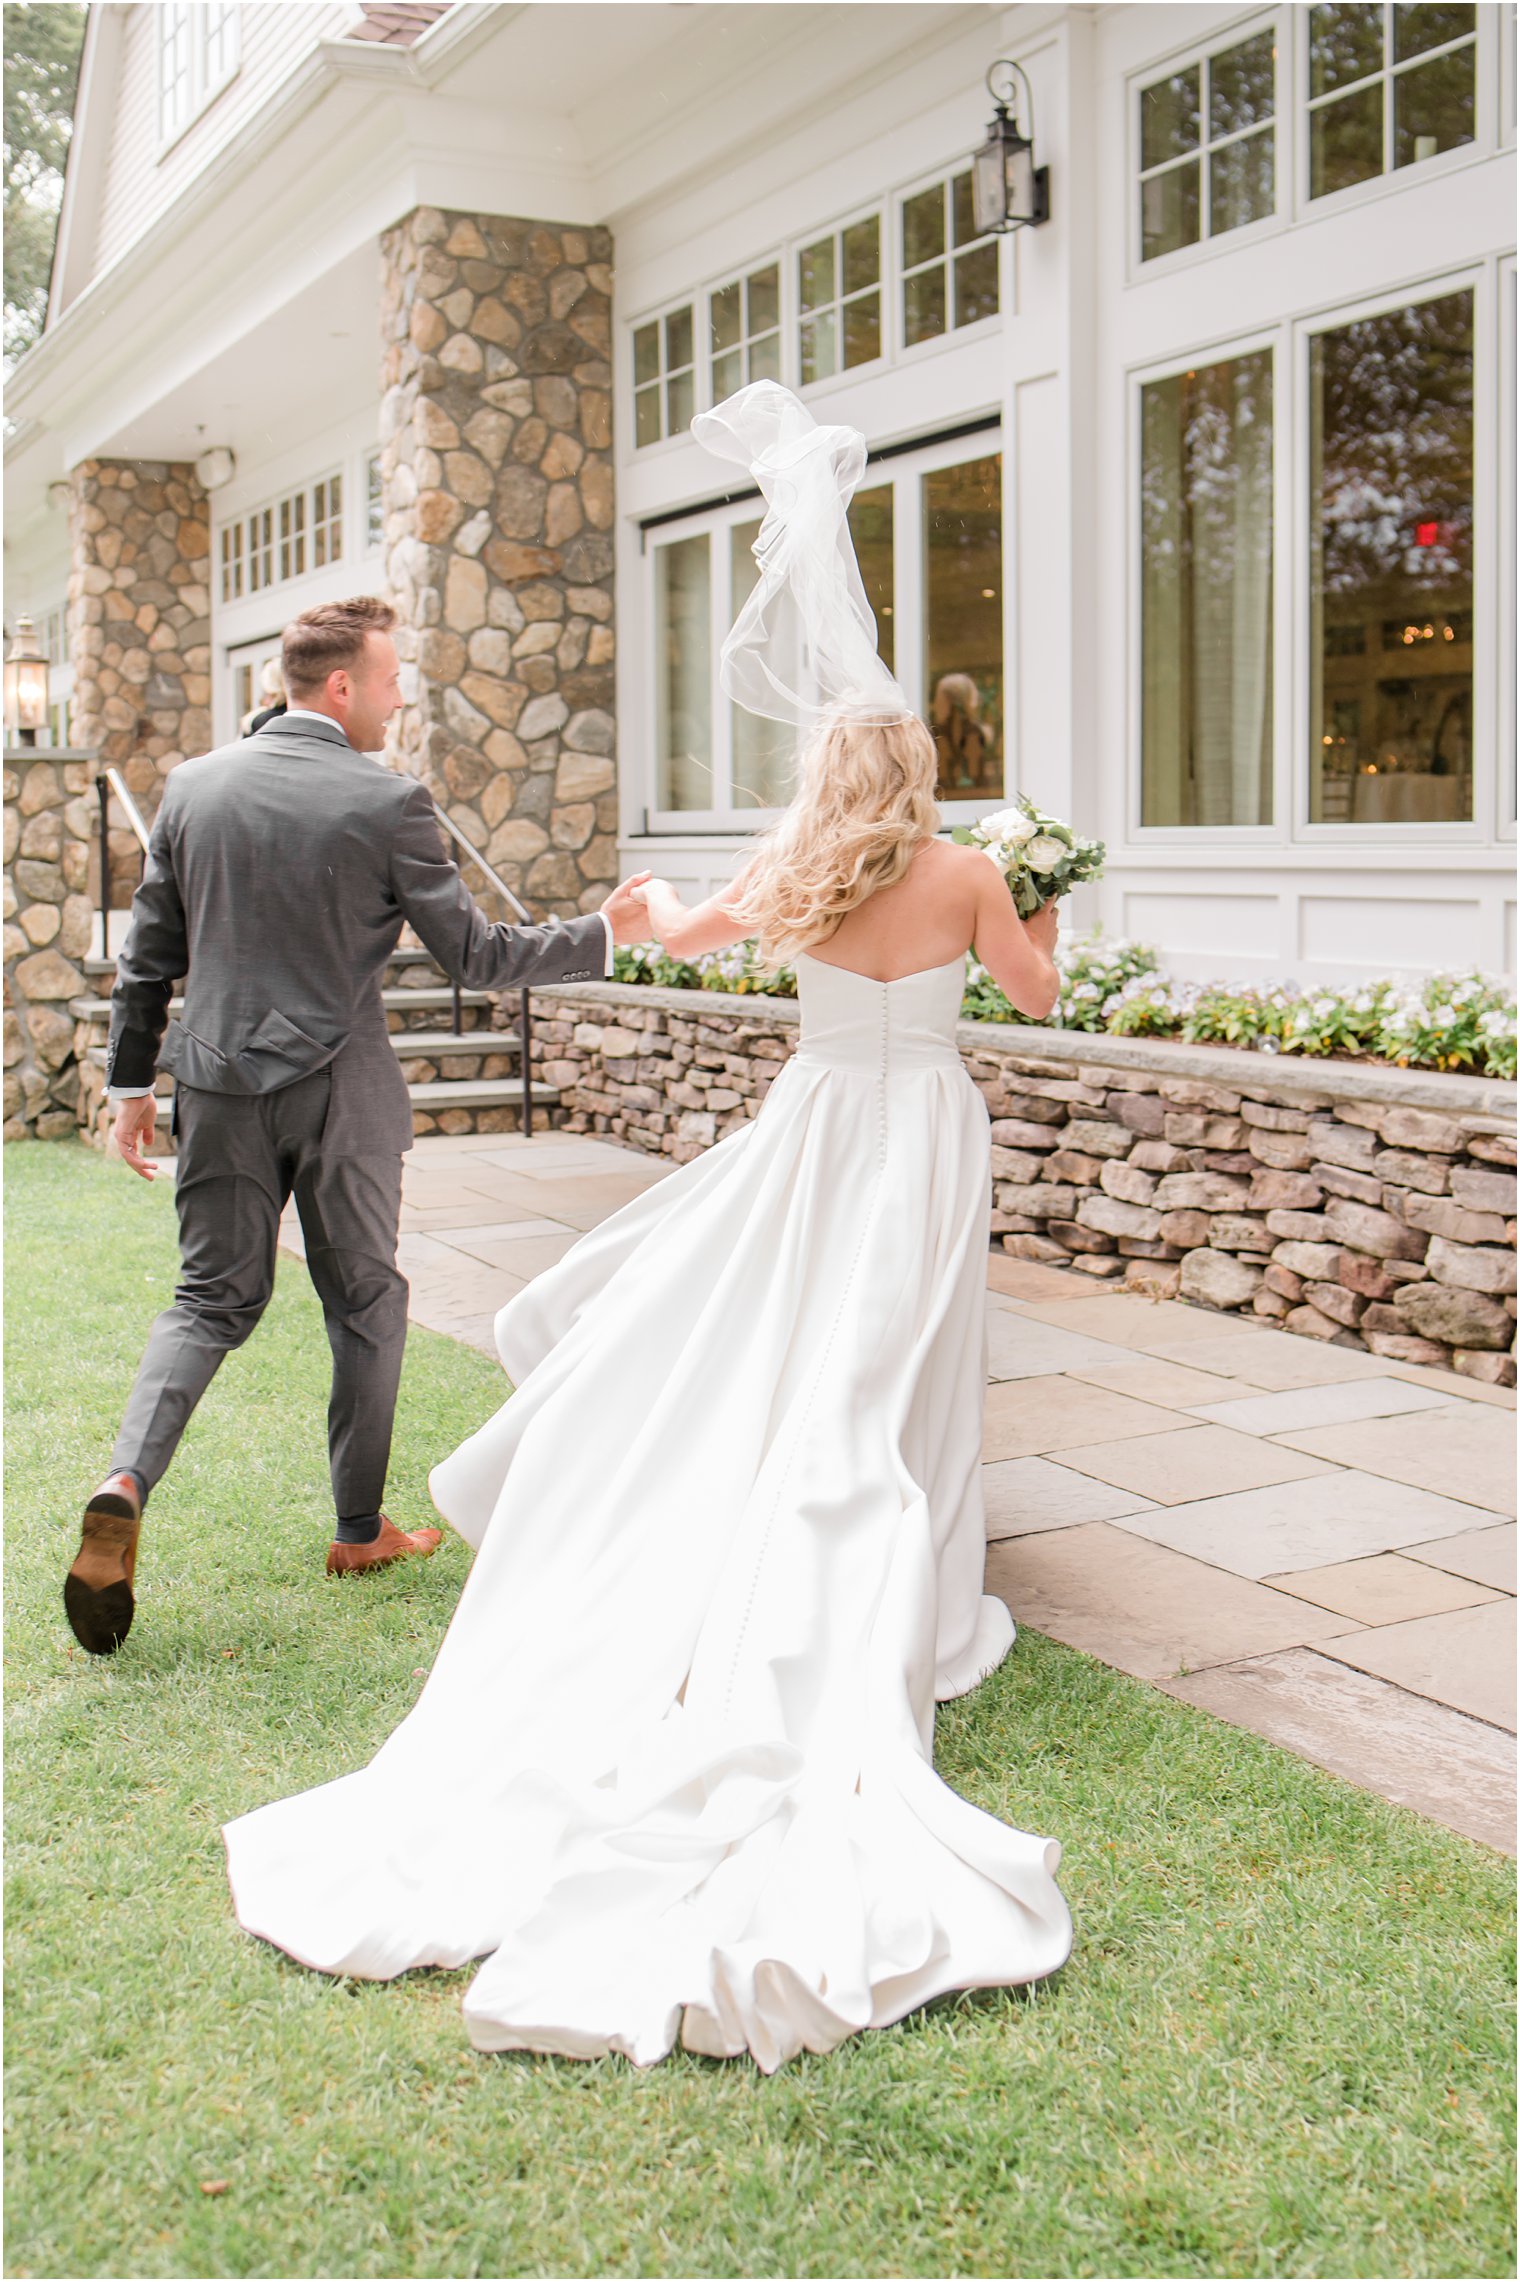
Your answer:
[1124,266,1496,857]
[157,3,242,159]
[791,202,890,398]
[703,259,785,407]
[1293,266,1490,849]
[640,425,1005,836]
[1128,7,1286,286]
[630,302,698,455]
[1127,6,1500,287]
[891,164,1006,369]
[1292,1,1489,227]
[1125,322,1285,847]
[1499,253,1516,838]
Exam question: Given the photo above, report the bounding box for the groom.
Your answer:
[65,595,651,1656]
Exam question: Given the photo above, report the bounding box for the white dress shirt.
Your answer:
[110,711,614,1098]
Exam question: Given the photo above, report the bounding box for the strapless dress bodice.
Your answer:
[792,951,967,1075]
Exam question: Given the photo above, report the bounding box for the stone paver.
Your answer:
[295,1132,1515,1853]
[982,1378,1184,1461]
[1159,1651,1516,1855]
[1052,1424,1338,1505]
[1186,1378,1457,1438]
[1103,1473,1504,1579]
[982,1455,1158,1538]
[1313,1599,1516,1732]
[984,1523,1365,1682]
[1270,1406,1516,1519]
[1403,1523,1516,1593]
[1261,1552,1508,1626]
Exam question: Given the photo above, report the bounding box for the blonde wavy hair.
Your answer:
[720,709,940,973]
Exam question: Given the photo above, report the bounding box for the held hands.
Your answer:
[600,871,656,947]
[112,1095,160,1182]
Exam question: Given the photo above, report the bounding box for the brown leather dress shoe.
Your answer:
[325,1513,444,1576]
[65,1473,143,1655]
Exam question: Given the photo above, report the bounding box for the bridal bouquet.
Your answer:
[949,798,1105,919]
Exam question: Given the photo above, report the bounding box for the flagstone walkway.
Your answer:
[279,1130,1517,1855]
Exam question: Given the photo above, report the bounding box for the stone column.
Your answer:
[68,459,212,845]
[3,750,98,1138]
[378,207,617,921]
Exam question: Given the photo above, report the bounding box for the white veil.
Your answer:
[690,380,911,731]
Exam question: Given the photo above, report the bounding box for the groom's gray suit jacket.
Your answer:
[105,712,609,1154]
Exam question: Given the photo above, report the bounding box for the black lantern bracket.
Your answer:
[974,58,1051,234]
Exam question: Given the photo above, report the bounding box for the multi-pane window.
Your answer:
[708,264,782,401]
[1139,23,1277,262]
[633,308,695,447]
[279,492,305,581]
[1308,288,1473,823]
[1308,3,1476,198]
[218,474,343,604]
[798,217,881,385]
[1140,351,1275,827]
[900,173,1000,347]
[366,453,384,552]
[648,440,1002,818]
[157,1,241,145]
[312,473,343,568]
[220,521,243,603]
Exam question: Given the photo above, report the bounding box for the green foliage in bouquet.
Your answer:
[948,797,1106,919]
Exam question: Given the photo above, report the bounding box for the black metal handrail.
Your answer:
[431,806,537,1140]
[94,770,543,1139]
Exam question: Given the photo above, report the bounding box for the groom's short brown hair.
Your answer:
[282,596,397,695]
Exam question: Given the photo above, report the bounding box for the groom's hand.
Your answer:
[600,871,656,947]
[112,1095,160,1182]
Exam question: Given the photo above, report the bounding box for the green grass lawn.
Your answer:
[4,1139,1515,2281]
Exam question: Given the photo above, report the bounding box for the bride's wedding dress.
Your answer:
[223,950,1073,2069]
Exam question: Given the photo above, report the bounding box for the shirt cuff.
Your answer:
[600,911,615,975]
[109,1085,154,1100]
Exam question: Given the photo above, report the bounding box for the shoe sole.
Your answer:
[64,1492,140,1656]
[325,1539,441,1577]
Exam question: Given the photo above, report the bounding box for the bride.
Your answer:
[223,384,1076,2071]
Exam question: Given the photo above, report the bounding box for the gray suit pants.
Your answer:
[112,1070,408,1520]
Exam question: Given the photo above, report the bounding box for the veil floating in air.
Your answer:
[690,381,911,732]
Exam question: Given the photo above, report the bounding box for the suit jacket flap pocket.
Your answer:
[157,1018,231,1092]
[236,1006,345,1091]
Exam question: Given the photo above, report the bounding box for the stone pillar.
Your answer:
[3,750,98,1138]
[68,458,212,841]
[378,207,617,921]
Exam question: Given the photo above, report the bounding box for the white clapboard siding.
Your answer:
[92,2,360,284]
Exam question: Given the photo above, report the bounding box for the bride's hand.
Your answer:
[1026,897,1060,953]
[630,878,673,908]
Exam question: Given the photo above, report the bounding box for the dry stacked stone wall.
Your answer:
[3,752,99,1137]
[525,980,1518,1385]
[379,206,617,920]
[68,458,211,875]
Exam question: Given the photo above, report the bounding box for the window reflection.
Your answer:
[655,535,710,810]
[1141,351,1274,827]
[1309,289,1474,823]
[729,521,794,810]
[924,455,1003,801]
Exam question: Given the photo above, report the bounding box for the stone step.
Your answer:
[406,1078,552,1108]
[388,1029,521,1058]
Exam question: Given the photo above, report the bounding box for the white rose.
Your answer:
[980,808,1022,839]
[1005,817,1038,847]
[1025,834,1067,870]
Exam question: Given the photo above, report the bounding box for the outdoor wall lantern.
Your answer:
[971,59,1050,234]
[194,445,237,491]
[4,615,51,747]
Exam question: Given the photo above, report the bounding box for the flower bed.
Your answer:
[612,935,1518,1082]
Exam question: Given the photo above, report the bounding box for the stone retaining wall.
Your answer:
[3,750,99,1138]
[527,979,1518,1385]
